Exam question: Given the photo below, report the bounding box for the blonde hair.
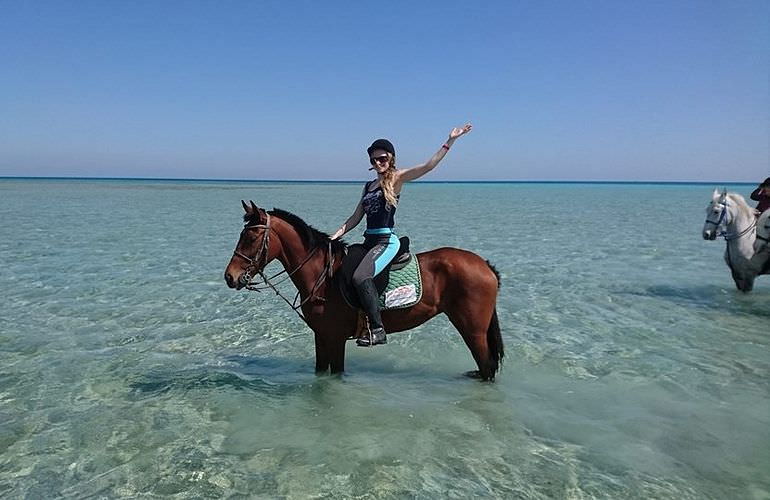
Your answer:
[380,156,399,209]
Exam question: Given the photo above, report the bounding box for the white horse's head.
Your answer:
[754,210,770,253]
[702,188,730,240]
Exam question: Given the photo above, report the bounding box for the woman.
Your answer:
[750,177,770,214]
[331,124,473,346]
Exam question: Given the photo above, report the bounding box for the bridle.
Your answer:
[231,213,336,325]
[233,216,272,286]
[704,201,727,231]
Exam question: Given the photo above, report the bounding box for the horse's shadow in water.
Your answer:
[128,355,312,399]
[128,352,473,399]
[223,353,478,383]
[621,284,770,318]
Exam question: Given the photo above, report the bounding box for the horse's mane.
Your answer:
[244,208,347,253]
[725,192,756,220]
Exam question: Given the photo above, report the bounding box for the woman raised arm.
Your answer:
[396,124,473,186]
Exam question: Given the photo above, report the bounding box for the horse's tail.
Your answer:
[485,260,504,378]
[487,308,504,378]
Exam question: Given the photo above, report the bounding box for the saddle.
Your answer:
[335,236,412,310]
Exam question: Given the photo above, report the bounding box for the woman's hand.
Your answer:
[449,123,472,140]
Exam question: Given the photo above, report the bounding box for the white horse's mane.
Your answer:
[722,192,756,220]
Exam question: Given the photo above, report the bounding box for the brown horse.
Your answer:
[224,201,504,381]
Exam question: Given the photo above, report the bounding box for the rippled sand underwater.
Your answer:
[1,179,768,498]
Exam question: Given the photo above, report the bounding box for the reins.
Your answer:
[720,217,756,241]
[232,214,336,326]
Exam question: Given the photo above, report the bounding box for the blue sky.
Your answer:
[0,1,767,182]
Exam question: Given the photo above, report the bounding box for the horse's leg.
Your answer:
[328,334,347,375]
[314,331,330,374]
[730,267,754,293]
[739,276,755,293]
[445,301,497,381]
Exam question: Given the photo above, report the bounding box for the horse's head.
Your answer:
[224,200,276,290]
[754,210,770,253]
[702,188,730,240]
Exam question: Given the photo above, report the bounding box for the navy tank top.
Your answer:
[361,180,399,230]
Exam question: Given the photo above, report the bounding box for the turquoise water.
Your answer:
[0,179,768,499]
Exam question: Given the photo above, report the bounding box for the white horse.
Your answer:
[702,189,769,292]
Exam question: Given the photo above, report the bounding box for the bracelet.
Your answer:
[442,143,450,150]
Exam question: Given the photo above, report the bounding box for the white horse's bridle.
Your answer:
[704,200,729,235]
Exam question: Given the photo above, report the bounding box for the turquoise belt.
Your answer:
[365,228,394,235]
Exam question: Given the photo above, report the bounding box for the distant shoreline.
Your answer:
[0,176,756,186]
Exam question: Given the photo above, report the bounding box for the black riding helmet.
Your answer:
[367,139,395,157]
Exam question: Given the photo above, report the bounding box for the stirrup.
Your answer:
[356,327,387,347]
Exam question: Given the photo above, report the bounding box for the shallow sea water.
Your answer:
[0,179,768,499]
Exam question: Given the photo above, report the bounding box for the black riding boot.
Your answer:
[354,278,387,347]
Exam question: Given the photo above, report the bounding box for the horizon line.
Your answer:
[0,175,758,186]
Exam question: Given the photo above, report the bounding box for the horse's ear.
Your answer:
[242,200,252,214]
[248,201,268,223]
[718,189,727,202]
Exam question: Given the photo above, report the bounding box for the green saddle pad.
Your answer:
[378,255,422,310]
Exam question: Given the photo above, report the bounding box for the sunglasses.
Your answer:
[369,155,389,165]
